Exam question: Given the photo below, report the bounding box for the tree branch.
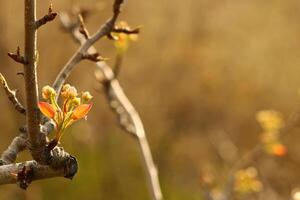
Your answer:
[59,12,163,200]
[24,0,47,163]
[0,133,28,165]
[0,157,76,189]
[0,73,26,115]
[52,0,124,96]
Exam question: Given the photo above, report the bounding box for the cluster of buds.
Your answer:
[234,167,263,195]
[256,110,287,157]
[110,21,139,54]
[38,84,93,149]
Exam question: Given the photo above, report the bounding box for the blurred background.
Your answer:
[1,0,300,199]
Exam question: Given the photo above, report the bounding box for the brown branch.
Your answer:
[59,12,163,200]
[36,3,57,29]
[0,73,26,115]
[7,47,27,65]
[52,0,124,96]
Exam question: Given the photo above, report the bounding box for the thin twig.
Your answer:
[0,73,26,115]
[59,12,163,200]
[52,0,124,97]
[36,4,57,29]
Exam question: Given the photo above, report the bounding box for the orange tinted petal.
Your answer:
[72,103,92,120]
[38,102,56,119]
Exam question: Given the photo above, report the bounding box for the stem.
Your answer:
[24,0,46,162]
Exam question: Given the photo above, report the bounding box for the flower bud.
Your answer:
[61,84,78,99]
[82,91,93,103]
[71,97,81,107]
[42,85,56,100]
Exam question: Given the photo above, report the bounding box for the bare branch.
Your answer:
[53,0,125,96]
[59,13,163,200]
[24,0,47,163]
[0,73,26,115]
[36,3,57,29]
[7,47,27,65]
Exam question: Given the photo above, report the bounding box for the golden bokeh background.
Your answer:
[1,0,300,199]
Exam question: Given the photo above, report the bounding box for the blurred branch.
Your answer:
[0,133,28,165]
[0,73,26,115]
[59,10,164,200]
[52,0,124,97]
[113,53,123,77]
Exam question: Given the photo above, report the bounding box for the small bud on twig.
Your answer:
[36,3,57,29]
[7,47,28,64]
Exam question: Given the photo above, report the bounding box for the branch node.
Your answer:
[36,3,57,29]
[7,47,28,65]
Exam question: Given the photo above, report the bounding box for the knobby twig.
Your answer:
[59,10,163,200]
[0,73,26,115]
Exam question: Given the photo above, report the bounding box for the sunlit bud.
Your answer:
[72,103,92,120]
[38,102,56,119]
[272,143,287,157]
[82,91,93,102]
[61,85,78,99]
[42,85,56,100]
[62,84,71,92]
[71,97,81,107]
[61,84,72,98]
